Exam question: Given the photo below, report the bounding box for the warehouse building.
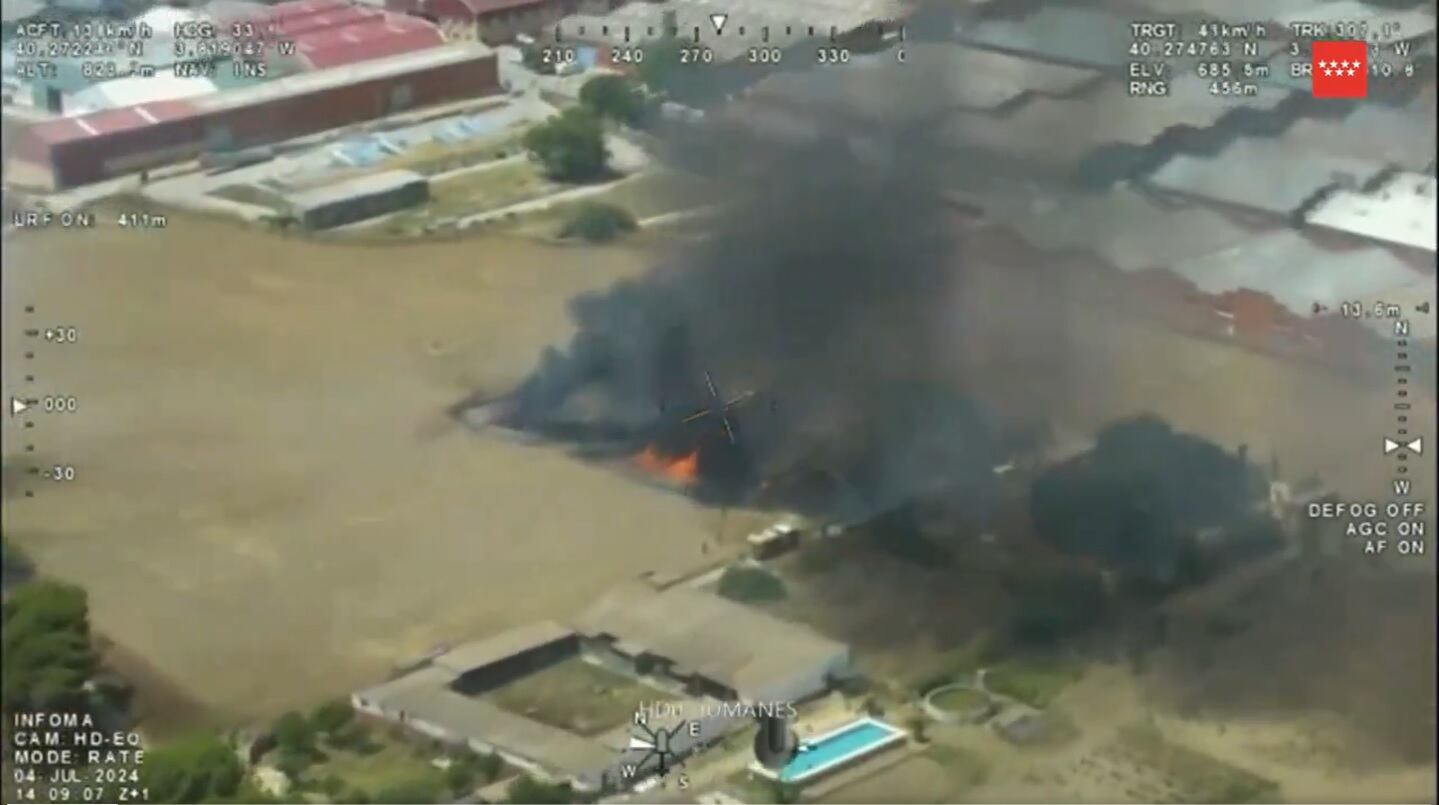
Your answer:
[386,0,622,44]
[352,622,619,792]
[353,582,852,791]
[574,582,851,704]
[1303,172,1437,255]
[8,42,500,188]
[64,72,222,116]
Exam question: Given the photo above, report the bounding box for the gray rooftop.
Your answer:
[573,582,848,701]
[956,5,1155,70]
[289,169,427,211]
[1145,136,1391,216]
[1282,105,1437,174]
[937,74,1288,173]
[743,43,1097,124]
[357,668,616,783]
[431,621,576,677]
[1010,186,1271,273]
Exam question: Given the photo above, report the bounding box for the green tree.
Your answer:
[1,580,97,714]
[507,775,571,804]
[558,202,637,242]
[271,710,317,773]
[477,749,504,781]
[310,698,354,735]
[141,733,245,804]
[373,778,443,804]
[524,108,608,182]
[444,761,476,795]
[578,74,649,126]
[716,566,787,603]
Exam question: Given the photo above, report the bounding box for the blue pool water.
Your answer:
[778,719,902,783]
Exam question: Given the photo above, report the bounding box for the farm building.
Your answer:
[353,583,852,790]
[7,42,500,189]
[574,582,851,703]
[290,169,429,229]
[386,0,623,43]
[352,622,619,791]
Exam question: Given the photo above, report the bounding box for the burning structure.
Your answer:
[454,134,1003,524]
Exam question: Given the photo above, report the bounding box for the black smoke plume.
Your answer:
[455,129,1001,522]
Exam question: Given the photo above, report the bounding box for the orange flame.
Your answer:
[634,444,700,485]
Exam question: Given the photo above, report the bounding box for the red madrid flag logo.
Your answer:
[1311,40,1368,98]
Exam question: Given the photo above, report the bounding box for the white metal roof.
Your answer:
[1305,172,1438,253]
[66,71,220,115]
[1146,136,1391,216]
[1282,105,1436,174]
[1011,186,1267,273]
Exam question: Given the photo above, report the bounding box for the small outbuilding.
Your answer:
[289,169,429,229]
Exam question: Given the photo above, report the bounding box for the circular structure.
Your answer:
[753,714,798,771]
[922,683,997,724]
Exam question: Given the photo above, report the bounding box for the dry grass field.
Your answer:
[1,212,735,731]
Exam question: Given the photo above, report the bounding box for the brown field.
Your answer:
[0,212,739,730]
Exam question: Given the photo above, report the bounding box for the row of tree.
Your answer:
[523,75,649,183]
[2,578,97,716]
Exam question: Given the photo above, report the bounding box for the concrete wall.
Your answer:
[449,635,580,695]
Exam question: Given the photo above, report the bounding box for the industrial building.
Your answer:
[386,0,620,44]
[1303,172,1438,255]
[353,582,851,791]
[8,41,499,188]
[575,582,851,703]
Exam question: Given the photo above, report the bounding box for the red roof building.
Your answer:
[292,15,447,69]
[8,43,499,189]
[264,0,355,23]
[387,0,583,43]
[269,6,384,37]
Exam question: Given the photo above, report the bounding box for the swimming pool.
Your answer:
[769,717,906,784]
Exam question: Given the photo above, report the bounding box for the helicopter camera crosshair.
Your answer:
[681,370,755,444]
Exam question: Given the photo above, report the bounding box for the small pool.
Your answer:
[770,717,906,784]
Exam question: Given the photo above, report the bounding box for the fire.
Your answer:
[634,444,700,485]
